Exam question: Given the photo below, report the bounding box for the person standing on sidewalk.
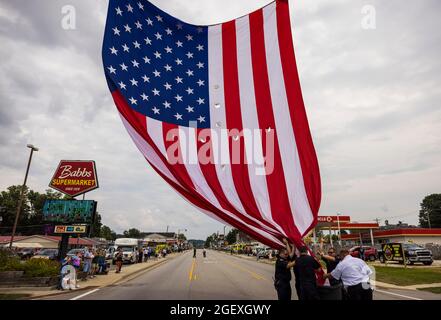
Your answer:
[115,248,123,273]
[294,246,321,300]
[274,238,296,301]
[324,248,373,300]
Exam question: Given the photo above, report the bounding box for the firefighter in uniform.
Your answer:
[274,238,296,300]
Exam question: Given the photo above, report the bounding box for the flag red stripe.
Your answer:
[249,9,302,243]
[276,0,321,233]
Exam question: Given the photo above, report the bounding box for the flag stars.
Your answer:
[186,106,194,113]
[176,40,183,47]
[152,88,160,96]
[163,101,171,108]
[112,27,120,36]
[130,78,138,87]
[156,15,163,22]
[196,44,204,51]
[131,60,140,68]
[176,23,183,30]
[143,56,151,64]
[142,75,150,82]
[138,2,144,10]
[196,62,204,69]
[186,69,194,77]
[107,66,116,74]
[126,4,133,13]
[174,113,183,120]
[129,97,137,105]
[197,27,204,33]
[152,107,160,114]
[175,94,183,102]
[186,52,194,59]
[175,58,183,65]
[133,41,141,49]
[165,28,173,35]
[146,18,153,26]
[197,98,205,105]
[186,87,194,95]
[110,47,118,55]
[135,21,143,29]
[197,79,205,86]
[186,34,193,41]
[198,115,206,123]
[124,24,132,33]
[175,76,183,84]
[165,46,173,53]
[141,93,149,101]
[144,37,152,45]
[118,81,126,90]
[122,44,130,52]
[153,69,161,77]
[164,64,172,72]
[120,63,128,71]
[155,32,162,40]
[164,82,172,90]
[154,51,162,59]
[115,7,123,16]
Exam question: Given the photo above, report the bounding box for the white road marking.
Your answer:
[375,289,422,300]
[70,289,100,300]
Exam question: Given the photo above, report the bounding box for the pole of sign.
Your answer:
[9,144,38,249]
[401,243,407,269]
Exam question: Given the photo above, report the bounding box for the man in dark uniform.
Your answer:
[193,248,197,258]
[274,238,296,300]
[294,246,321,300]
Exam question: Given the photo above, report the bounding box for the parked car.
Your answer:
[349,246,378,261]
[31,248,58,260]
[378,243,433,265]
[17,248,35,260]
[66,248,86,258]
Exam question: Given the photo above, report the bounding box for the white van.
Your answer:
[113,238,140,264]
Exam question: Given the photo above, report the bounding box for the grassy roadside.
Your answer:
[373,266,441,286]
[418,287,441,294]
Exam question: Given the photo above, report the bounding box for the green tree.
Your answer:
[123,228,141,238]
[100,225,117,240]
[178,233,187,241]
[204,235,213,248]
[419,194,441,228]
[89,212,102,238]
[226,228,238,245]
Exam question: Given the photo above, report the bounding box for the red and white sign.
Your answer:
[317,216,351,224]
[49,160,98,197]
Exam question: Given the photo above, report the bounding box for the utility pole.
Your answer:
[9,144,38,249]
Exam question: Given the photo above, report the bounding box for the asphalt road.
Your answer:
[41,250,441,300]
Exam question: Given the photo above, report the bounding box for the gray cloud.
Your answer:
[0,0,440,236]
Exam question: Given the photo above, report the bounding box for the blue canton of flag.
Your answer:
[103,1,210,127]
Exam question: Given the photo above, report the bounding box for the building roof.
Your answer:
[0,235,98,246]
[141,232,176,239]
[342,228,441,240]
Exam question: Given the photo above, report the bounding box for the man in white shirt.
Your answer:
[324,248,373,300]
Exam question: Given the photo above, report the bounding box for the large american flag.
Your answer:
[102,0,321,249]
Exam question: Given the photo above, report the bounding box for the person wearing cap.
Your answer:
[317,247,341,286]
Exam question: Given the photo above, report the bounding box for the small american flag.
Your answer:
[102,0,321,249]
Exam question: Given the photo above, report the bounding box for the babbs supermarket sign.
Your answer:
[49,160,98,197]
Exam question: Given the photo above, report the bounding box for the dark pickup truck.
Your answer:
[378,243,433,265]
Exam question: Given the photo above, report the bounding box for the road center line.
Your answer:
[189,258,196,281]
[70,288,100,300]
[375,289,422,300]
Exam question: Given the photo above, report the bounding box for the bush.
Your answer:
[0,249,60,277]
[21,259,60,278]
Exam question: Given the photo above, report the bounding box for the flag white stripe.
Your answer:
[147,117,167,158]
[234,16,287,237]
[120,115,181,188]
[263,3,313,235]
[208,24,278,235]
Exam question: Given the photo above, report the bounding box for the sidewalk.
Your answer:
[0,253,181,299]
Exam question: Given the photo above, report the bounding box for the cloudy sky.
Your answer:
[0,0,440,239]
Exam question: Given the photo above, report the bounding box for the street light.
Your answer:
[336,212,342,246]
[9,144,39,249]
